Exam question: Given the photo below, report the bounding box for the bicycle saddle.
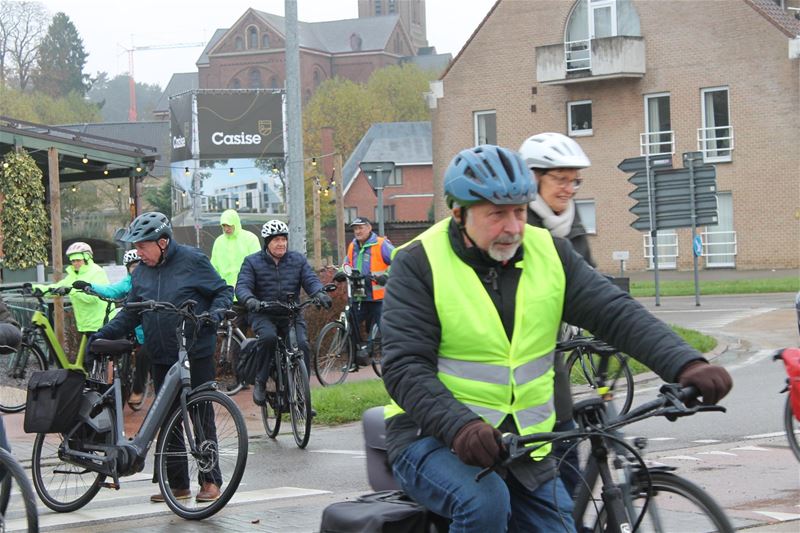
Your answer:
[90,338,134,355]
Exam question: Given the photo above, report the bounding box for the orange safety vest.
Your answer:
[347,236,390,300]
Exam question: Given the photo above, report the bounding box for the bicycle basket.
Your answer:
[24,369,85,433]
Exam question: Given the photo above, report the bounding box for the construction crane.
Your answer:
[122,41,205,121]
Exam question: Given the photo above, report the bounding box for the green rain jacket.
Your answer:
[210,209,261,298]
[35,256,111,333]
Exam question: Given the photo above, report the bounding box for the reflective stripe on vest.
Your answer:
[347,236,390,300]
[385,218,565,459]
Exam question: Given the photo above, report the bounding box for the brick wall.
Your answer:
[344,165,434,222]
[432,0,800,273]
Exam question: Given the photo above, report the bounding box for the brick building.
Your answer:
[428,0,800,273]
[342,122,434,224]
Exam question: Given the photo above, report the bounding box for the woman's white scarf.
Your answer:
[529,198,574,238]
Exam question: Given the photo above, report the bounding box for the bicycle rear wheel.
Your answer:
[369,323,383,378]
[566,348,634,416]
[288,358,312,449]
[155,390,248,520]
[591,470,734,533]
[314,321,352,387]
[0,341,47,413]
[31,431,105,512]
[784,394,800,462]
[0,447,39,532]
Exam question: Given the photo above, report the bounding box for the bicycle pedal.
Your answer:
[100,482,120,490]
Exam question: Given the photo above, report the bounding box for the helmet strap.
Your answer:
[155,237,169,266]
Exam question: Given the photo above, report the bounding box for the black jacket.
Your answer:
[97,241,233,364]
[381,219,704,463]
[235,250,324,316]
[528,206,596,268]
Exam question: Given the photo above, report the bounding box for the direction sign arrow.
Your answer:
[631,213,719,231]
[617,153,673,173]
[629,197,718,216]
[629,183,717,201]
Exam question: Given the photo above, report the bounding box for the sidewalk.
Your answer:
[622,267,798,283]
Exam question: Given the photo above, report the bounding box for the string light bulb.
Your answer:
[271,162,278,172]
[103,169,109,176]
[70,185,77,193]
[116,185,122,192]
[181,190,186,198]
[82,154,88,164]
[135,165,142,173]
[184,167,190,176]
[229,167,234,175]
[324,188,329,197]
[311,157,317,167]
[2,162,8,169]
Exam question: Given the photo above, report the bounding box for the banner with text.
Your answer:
[169,92,194,162]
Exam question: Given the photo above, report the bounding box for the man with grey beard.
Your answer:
[380,144,732,532]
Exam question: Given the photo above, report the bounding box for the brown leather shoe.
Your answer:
[196,482,220,502]
[150,487,191,503]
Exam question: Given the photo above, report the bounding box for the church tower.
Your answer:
[358,0,428,53]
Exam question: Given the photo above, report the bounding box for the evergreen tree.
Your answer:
[33,12,89,98]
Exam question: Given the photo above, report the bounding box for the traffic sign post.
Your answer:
[359,161,395,237]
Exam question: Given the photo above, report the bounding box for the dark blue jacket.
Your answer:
[97,241,233,364]
[235,250,323,316]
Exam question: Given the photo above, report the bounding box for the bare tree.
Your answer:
[6,1,47,90]
[0,1,21,86]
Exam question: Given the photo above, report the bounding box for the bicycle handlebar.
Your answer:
[476,383,724,481]
[124,299,214,326]
[258,297,319,314]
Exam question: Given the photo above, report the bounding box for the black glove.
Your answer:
[333,271,347,283]
[314,291,332,310]
[678,361,733,405]
[374,274,389,286]
[72,280,92,291]
[451,419,503,468]
[31,287,44,297]
[51,286,71,296]
[246,298,262,314]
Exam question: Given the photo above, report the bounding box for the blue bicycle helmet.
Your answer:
[120,212,173,243]
[444,145,536,208]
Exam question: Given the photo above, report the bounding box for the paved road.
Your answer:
[4,292,799,531]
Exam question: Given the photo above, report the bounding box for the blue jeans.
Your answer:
[392,436,575,533]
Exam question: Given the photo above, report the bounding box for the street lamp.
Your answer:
[358,161,395,236]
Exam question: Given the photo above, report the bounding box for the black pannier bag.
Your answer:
[319,490,429,533]
[24,369,85,434]
[236,338,262,386]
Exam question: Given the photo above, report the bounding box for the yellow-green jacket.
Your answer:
[35,259,111,332]
[210,209,261,299]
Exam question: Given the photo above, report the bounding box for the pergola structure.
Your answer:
[0,115,159,341]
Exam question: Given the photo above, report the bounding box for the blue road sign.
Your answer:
[693,235,703,257]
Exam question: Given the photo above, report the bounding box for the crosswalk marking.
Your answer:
[660,455,701,461]
[309,449,364,455]
[653,307,776,331]
[743,431,788,439]
[697,451,737,456]
[692,439,720,443]
[752,510,800,522]
[730,445,770,451]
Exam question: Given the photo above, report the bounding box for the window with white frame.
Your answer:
[644,93,672,155]
[568,101,593,136]
[473,111,497,145]
[575,199,596,234]
[701,87,732,162]
[387,167,403,186]
[344,207,358,224]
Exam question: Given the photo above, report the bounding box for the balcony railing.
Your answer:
[537,35,645,85]
[697,126,734,163]
[640,130,675,157]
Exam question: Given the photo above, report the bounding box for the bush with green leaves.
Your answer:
[0,150,50,269]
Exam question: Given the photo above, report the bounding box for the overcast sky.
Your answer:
[35,0,496,88]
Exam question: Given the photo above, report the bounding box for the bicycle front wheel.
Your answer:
[369,322,383,378]
[566,348,634,416]
[215,331,245,396]
[288,358,312,449]
[314,321,352,387]
[31,432,105,512]
[261,381,282,439]
[784,394,800,462]
[591,470,734,533]
[155,390,248,520]
[0,447,39,532]
[0,341,47,413]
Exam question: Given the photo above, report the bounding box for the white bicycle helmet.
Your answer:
[122,249,141,266]
[66,242,93,258]
[518,132,591,170]
[261,219,289,239]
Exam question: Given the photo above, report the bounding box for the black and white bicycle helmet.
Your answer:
[518,132,591,170]
[122,249,141,266]
[120,212,173,243]
[261,219,289,239]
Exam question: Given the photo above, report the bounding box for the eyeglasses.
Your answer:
[544,172,583,190]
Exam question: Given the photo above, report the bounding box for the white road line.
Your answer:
[12,487,329,531]
[692,439,721,443]
[743,431,788,439]
[309,449,364,455]
[660,455,702,461]
[752,510,800,522]
[730,445,770,451]
[697,451,737,456]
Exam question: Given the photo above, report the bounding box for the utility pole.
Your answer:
[312,178,321,269]
[285,0,306,254]
[334,153,345,264]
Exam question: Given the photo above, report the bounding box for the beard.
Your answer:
[487,235,521,262]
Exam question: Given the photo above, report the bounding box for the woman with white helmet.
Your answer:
[519,132,595,267]
[33,241,111,342]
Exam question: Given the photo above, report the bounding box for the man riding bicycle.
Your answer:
[381,144,733,532]
[336,217,394,366]
[235,220,332,407]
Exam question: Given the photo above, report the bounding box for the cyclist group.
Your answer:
[18,132,734,527]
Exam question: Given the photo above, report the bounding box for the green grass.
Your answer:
[312,378,389,425]
[630,277,798,297]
